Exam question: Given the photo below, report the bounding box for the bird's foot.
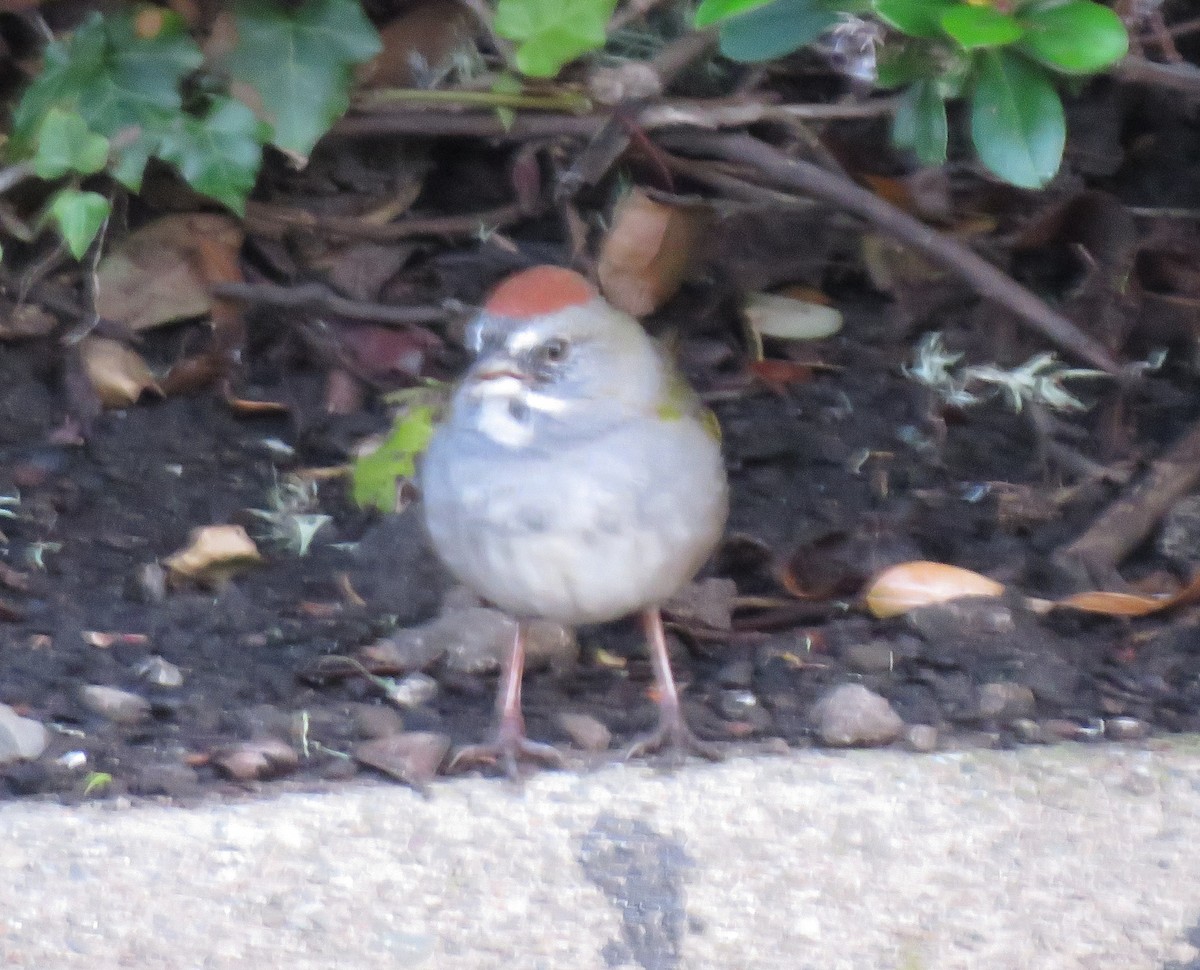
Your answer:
[448,723,564,779]
[624,708,722,765]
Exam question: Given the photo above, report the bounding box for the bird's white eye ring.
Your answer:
[540,337,569,364]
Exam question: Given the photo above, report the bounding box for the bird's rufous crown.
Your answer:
[484,265,596,319]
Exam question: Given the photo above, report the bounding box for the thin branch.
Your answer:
[211,282,453,328]
[244,200,532,243]
[658,129,1122,374]
[1115,55,1200,98]
[1059,414,1200,579]
[334,96,898,141]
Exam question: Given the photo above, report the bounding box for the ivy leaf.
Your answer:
[893,78,947,166]
[716,0,839,63]
[873,0,956,39]
[494,0,617,78]
[227,0,381,159]
[940,5,1023,50]
[12,11,202,155]
[157,98,269,213]
[32,108,110,179]
[352,405,435,512]
[1019,0,1128,75]
[46,189,111,260]
[11,9,202,194]
[970,50,1064,189]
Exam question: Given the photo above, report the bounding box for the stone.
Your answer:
[811,684,904,747]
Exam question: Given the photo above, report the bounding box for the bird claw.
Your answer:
[623,712,722,765]
[448,731,564,779]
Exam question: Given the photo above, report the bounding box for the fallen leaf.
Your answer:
[357,0,475,88]
[353,731,450,790]
[744,291,843,341]
[864,561,1005,619]
[164,524,263,587]
[1053,590,1167,617]
[598,189,706,317]
[95,214,244,332]
[79,336,162,408]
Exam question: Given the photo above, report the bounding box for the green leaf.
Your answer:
[227,0,381,158]
[970,50,1064,188]
[12,10,202,153]
[893,78,948,165]
[874,0,956,38]
[1019,0,1128,74]
[494,0,618,78]
[876,38,951,89]
[32,108,110,179]
[695,0,772,29]
[157,98,268,213]
[352,405,436,512]
[940,5,1023,50]
[46,189,111,259]
[716,0,839,63]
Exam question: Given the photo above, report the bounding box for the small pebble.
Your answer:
[556,712,612,752]
[79,685,152,725]
[0,703,48,763]
[134,655,184,688]
[134,562,168,603]
[1043,718,1106,742]
[977,681,1035,722]
[718,688,771,731]
[810,684,904,747]
[432,607,577,675]
[663,577,739,630]
[1105,716,1149,741]
[842,641,895,674]
[212,738,299,781]
[1012,719,1047,744]
[904,724,938,752]
[386,672,438,709]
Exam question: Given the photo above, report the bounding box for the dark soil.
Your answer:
[3,288,1200,803]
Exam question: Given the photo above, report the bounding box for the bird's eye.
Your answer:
[539,337,570,364]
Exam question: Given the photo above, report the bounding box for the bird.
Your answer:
[421,264,729,775]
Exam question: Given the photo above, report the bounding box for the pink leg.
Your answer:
[624,607,721,763]
[449,620,563,778]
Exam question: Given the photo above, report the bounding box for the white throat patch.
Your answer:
[468,376,570,448]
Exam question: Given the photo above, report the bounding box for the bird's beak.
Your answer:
[464,354,529,397]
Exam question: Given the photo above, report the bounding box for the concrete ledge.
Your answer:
[3,742,1200,969]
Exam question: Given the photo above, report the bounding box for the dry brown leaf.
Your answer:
[79,336,162,408]
[164,525,263,587]
[357,0,475,89]
[598,189,706,317]
[353,732,451,789]
[864,561,1005,619]
[95,214,244,332]
[1052,572,1200,617]
[1053,590,1168,617]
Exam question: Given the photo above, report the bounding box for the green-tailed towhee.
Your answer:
[421,265,728,775]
